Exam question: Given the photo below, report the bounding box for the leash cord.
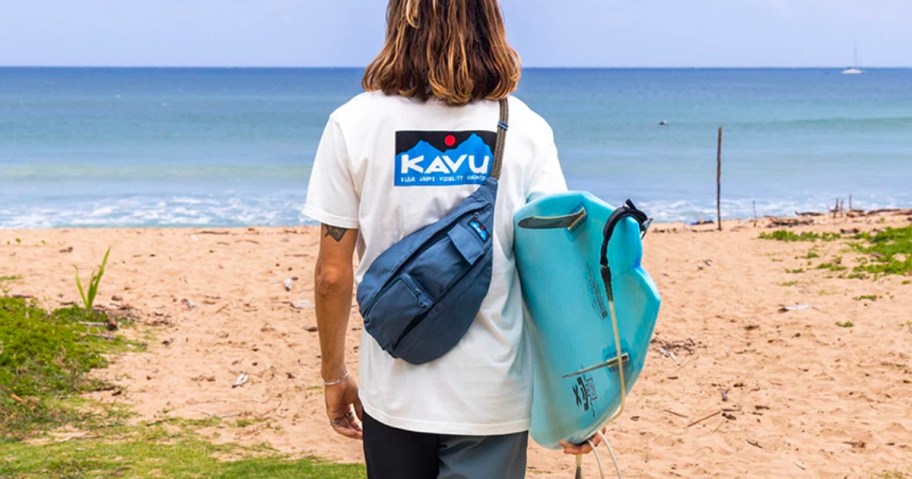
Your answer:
[575,289,627,478]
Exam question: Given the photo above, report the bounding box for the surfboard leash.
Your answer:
[574,293,627,479]
[576,200,650,479]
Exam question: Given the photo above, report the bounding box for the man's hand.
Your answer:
[559,427,607,455]
[324,373,364,440]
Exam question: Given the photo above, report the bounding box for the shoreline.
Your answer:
[3,205,911,232]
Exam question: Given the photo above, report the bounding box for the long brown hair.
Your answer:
[362,0,521,106]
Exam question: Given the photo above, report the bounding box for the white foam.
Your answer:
[2,191,909,229]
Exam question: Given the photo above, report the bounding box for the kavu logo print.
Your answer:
[395,130,497,186]
[468,219,489,241]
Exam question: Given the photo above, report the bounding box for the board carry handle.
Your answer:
[517,206,587,232]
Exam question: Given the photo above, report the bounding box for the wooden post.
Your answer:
[716,127,723,231]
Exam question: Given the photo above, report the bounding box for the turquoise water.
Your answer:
[1,67,910,227]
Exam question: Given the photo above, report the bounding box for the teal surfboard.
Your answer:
[514,192,661,449]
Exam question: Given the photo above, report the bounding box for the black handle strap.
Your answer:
[491,98,509,180]
[599,200,649,301]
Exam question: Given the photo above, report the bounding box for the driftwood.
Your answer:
[768,218,814,228]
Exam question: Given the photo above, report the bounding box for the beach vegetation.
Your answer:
[233,418,259,428]
[835,321,854,328]
[871,471,910,479]
[0,422,366,478]
[759,230,840,242]
[853,295,879,302]
[785,268,804,274]
[0,295,364,477]
[0,296,138,439]
[74,247,111,313]
[817,257,847,272]
[778,280,799,287]
[805,250,820,259]
[0,275,21,294]
[851,226,912,276]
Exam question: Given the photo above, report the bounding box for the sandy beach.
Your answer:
[1,212,910,478]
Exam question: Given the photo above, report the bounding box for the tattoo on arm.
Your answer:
[323,224,349,242]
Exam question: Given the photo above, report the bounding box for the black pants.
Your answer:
[362,412,528,479]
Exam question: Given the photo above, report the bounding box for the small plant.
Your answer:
[74,247,111,313]
[234,418,257,428]
[817,256,847,272]
[778,280,799,287]
[853,295,879,302]
[785,268,805,274]
[835,320,854,328]
[0,274,21,295]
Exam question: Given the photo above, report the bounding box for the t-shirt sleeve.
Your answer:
[302,117,360,229]
[526,124,568,202]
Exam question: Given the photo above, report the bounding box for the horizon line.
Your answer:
[2,65,911,70]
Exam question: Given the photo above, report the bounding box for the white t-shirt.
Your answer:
[303,91,567,435]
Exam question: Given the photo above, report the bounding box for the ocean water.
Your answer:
[1,67,910,227]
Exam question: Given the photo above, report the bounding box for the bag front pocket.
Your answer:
[363,274,432,352]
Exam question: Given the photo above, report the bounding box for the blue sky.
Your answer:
[1,0,909,67]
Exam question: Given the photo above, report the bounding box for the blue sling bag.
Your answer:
[356,99,509,365]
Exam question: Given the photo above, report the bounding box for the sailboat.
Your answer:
[842,44,863,75]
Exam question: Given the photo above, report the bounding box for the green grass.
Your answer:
[817,256,848,272]
[0,296,143,438]
[778,280,799,287]
[759,230,841,242]
[0,294,363,477]
[785,268,805,274]
[0,424,366,479]
[851,226,912,276]
[233,418,259,429]
[835,320,854,328]
[805,250,820,259]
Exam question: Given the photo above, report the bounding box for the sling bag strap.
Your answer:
[491,98,509,180]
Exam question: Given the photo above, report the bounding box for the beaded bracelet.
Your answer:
[323,369,349,386]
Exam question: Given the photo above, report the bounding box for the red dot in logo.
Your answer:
[444,135,456,147]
